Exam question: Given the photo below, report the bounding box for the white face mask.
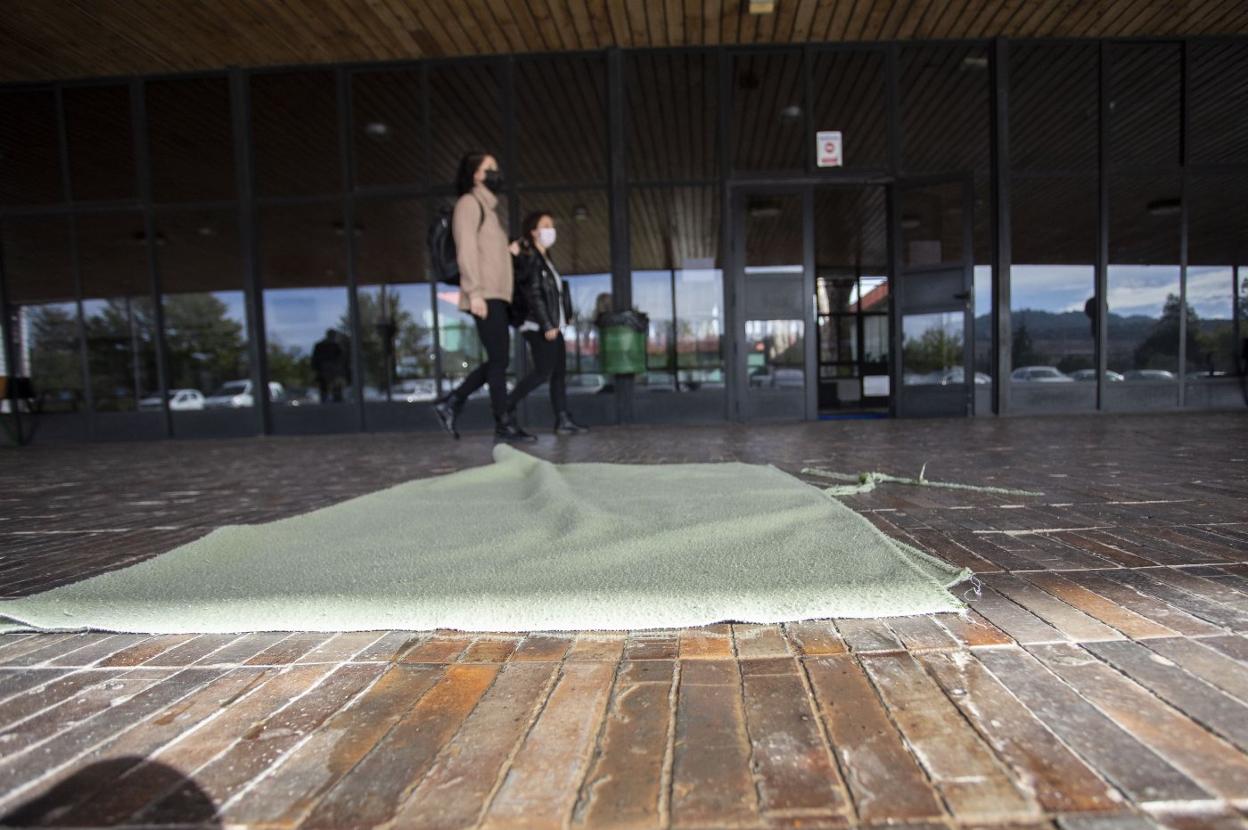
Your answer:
[537,227,557,249]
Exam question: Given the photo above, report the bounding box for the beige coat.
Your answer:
[453,184,512,309]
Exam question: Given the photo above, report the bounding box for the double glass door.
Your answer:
[728,177,973,421]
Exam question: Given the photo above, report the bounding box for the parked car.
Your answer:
[394,379,439,402]
[203,380,285,408]
[1122,369,1176,381]
[138,388,205,411]
[1010,366,1073,382]
[938,368,991,385]
[567,373,608,395]
[1070,369,1125,382]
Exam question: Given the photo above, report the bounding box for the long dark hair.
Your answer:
[519,210,553,252]
[455,151,490,196]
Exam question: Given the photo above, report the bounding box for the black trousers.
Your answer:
[509,330,567,414]
[451,299,511,419]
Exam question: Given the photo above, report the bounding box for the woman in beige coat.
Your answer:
[433,151,536,443]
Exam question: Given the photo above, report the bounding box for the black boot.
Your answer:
[495,411,538,444]
[554,411,588,435]
[432,395,463,440]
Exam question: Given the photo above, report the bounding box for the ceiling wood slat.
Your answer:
[0,1,1242,84]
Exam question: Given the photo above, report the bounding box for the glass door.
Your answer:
[730,189,813,420]
[892,176,975,417]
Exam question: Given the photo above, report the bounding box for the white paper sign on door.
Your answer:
[816,131,843,167]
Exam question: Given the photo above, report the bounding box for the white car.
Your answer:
[394,379,439,402]
[1010,366,1073,383]
[204,380,286,408]
[1070,369,1125,382]
[1123,369,1176,381]
[138,389,205,411]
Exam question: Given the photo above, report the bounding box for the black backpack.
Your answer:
[427,198,484,285]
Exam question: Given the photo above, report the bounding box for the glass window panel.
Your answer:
[902,312,964,385]
[352,69,423,189]
[436,282,486,395]
[519,190,611,378]
[0,90,63,205]
[1190,42,1248,165]
[252,72,340,197]
[1108,43,1181,169]
[900,181,963,267]
[63,84,136,201]
[1009,44,1098,171]
[1009,176,1096,394]
[901,45,989,174]
[732,51,804,172]
[3,218,83,412]
[1108,175,1181,380]
[517,55,606,186]
[627,51,717,181]
[1187,174,1246,380]
[811,49,886,169]
[154,210,250,409]
[354,199,436,402]
[77,213,156,411]
[629,187,722,392]
[147,77,236,202]
[429,63,502,193]
[260,204,351,405]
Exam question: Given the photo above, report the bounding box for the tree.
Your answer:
[161,293,248,392]
[904,327,963,375]
[340,286,431,393]
[1011,319,1042,367]
[1133,294,1202,372]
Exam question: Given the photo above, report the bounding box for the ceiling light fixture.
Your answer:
[780,104,802,120]
[749,0,776,13]
[364,122,390,140]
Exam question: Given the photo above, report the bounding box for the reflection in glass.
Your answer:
[732,52,804,172]
[352,69,423,189]
[1108,44,1181,169]
[1009,44,1098,172]
[252,72,340,197]
[627,52,717,181]
[435,283,485,396]
[259,205,351,405]
[811,50,886,169]
[630,187,722,392]
[353,199,435,402]
[2,218,82,413]
[746,320,805,389]
[903,313,964,385]
[0,90,63,206]
[7,303,82,412]
[1187,175,1246,383]
[1009,177,1096,393]
[63,84,136,202]
[77,214,156,411]
[1108,176,1180,379]
[517,55,606,185]
[1190,42,1248,165]
[900,182,962,267]
[901,45,990,174]
[146,77,235,203]
[429,63,502,190]
[155,211,250,409]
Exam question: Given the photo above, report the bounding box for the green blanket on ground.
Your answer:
[0,445,970,634]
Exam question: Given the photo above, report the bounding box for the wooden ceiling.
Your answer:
[2,0,1246,84]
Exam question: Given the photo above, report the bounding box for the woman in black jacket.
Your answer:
[505,211,588,435]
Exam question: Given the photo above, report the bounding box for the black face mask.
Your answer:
[483,169,504,193]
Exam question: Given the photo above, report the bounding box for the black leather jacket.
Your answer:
[515,248,573,332]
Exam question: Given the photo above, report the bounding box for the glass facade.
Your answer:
[1,38,1245,441]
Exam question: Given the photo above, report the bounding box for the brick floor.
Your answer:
[0,412,1246,829]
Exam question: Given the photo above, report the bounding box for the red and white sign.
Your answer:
[816,131,843,167]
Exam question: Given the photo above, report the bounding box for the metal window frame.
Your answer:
[2,36,1246,441]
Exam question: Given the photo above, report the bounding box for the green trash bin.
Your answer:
[597,309,649,375]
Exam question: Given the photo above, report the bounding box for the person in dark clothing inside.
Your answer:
[311,329,347,404]
[506,211,588,435]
